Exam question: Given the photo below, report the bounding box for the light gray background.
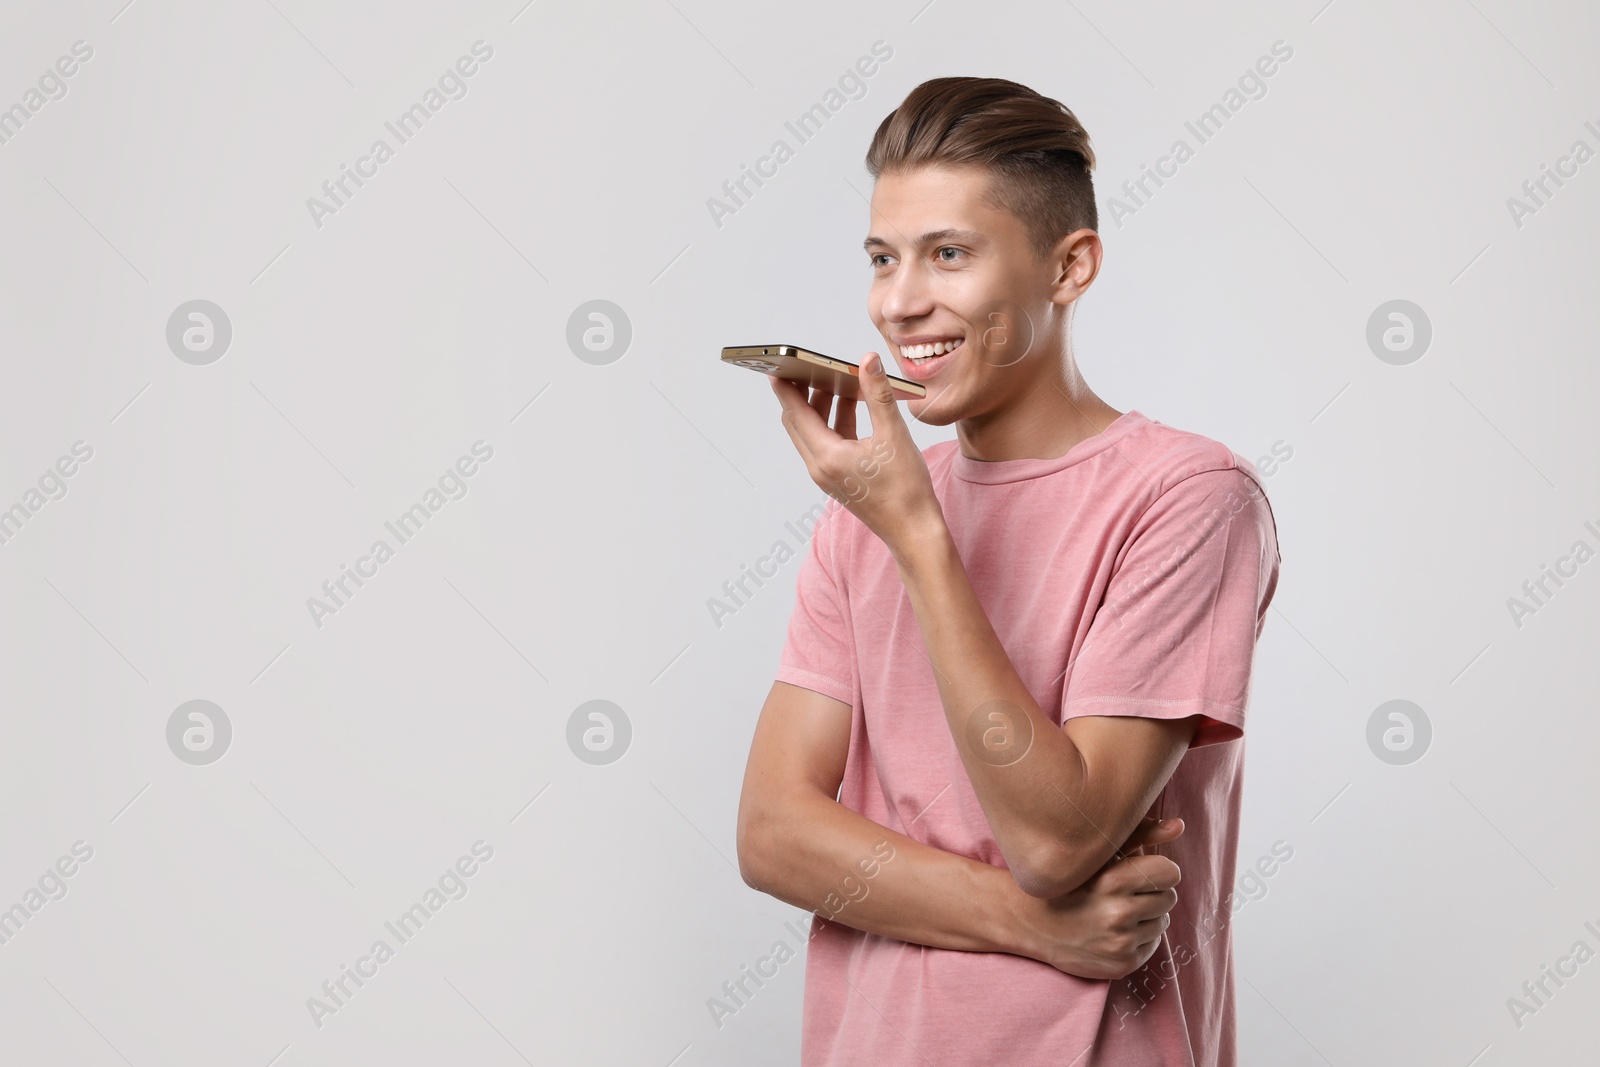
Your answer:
[2,0,1596,1064]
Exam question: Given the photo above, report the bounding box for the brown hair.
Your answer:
[864,77,1097,261]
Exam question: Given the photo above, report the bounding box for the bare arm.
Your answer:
[891,523,1198,899]
[736,680,1181,979]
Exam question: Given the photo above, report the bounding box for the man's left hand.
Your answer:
[769,351,945,556]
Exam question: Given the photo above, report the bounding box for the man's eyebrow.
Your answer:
[862,228,986,253]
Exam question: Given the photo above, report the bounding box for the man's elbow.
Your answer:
[1009,838,1102,899]
[735,803,777,893]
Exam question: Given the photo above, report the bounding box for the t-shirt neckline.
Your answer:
[951,410,1148,484]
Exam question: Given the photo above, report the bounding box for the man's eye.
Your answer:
[937,247,965,262]
[869,254,891,268]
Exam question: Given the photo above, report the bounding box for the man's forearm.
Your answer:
[739,785,1032,957]
[890,520,1151,896]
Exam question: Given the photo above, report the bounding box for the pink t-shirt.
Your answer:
[774,410,1282,1067]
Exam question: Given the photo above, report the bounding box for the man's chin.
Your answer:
[906,391,962,427]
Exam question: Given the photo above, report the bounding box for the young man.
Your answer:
[736,77,1281,1065]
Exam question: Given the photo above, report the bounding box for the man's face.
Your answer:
[864,163,1070,426]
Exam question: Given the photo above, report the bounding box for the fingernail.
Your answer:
[865,353,880,374]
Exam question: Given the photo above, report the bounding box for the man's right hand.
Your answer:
[1006,816,1184,981]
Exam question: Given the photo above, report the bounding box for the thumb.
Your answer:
[861,352,904,428]
[1123,816,1184,854]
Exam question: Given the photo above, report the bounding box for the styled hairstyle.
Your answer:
[864,77,1097,261]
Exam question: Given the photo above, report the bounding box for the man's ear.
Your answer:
[1047,228,1103,304]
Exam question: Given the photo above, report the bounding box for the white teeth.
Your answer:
[902,339,961,360]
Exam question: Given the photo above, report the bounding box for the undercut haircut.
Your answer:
[865,77,1098,261]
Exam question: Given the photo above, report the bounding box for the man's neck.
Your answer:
[954,358,1122,463]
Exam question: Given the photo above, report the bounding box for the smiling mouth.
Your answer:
[900,338,963,363]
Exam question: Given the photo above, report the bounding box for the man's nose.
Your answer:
[881,263,934,324]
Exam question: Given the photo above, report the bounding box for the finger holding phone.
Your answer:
[768,351,944,557]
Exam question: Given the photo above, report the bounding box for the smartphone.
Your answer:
[721,344,927,400]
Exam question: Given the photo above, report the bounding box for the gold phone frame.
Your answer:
[721,344,927,400]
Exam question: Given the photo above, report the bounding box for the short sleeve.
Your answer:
[774,498,857,707]
[1062,465,1280,747]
